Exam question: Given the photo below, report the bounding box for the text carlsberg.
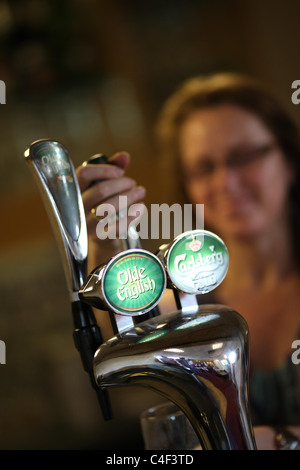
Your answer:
[175,251,224,274]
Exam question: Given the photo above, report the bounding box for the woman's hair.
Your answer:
[156,72,300,261]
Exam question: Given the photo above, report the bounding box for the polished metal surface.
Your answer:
[25,139,88,297]
[25,139,112,419]
[94,304,256,450]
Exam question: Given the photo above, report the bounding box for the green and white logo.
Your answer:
[102,249,166,315]
[167,230,229,294]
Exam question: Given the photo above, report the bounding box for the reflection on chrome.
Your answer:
[94,304,256,450]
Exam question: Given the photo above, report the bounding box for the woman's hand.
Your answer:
[254,426,276,450]
[254,426,300,450]
[76,151,146,268]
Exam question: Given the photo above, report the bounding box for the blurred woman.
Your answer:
[76,73,300,449]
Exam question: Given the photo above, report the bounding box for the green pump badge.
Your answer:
[158,230,229,295]
[102,249,166,315]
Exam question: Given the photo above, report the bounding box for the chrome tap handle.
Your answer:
[25,139,88,295]
[24,139,112,420]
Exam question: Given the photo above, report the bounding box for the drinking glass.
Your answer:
[140,401,201,450]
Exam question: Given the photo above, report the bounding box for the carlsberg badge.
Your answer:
[167,230,229,294]
[102,249,166,315]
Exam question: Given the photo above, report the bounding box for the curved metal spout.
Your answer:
[94,305,256,450]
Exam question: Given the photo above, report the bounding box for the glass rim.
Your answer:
[140,401,183,421]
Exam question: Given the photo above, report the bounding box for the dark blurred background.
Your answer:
[0,0,299,449]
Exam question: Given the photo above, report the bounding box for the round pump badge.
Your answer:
[167,230,229,294]
[102,249,166,316]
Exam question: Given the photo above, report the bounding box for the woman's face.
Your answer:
[179,104,293,240]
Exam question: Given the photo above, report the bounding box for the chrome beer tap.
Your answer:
[25,139,256,449]
[91,229,256,450]
[25,139,112,419]
[94,304,255,450]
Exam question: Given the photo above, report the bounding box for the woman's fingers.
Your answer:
[86,185,146,240]
[86,205,146,241]
[76,162,124,192]
[77,150,145,241]
[108,151,131,170]
[93,184,146,217]
[76,151,131,193]
[96,203,146,240]
[81,176,138,213]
